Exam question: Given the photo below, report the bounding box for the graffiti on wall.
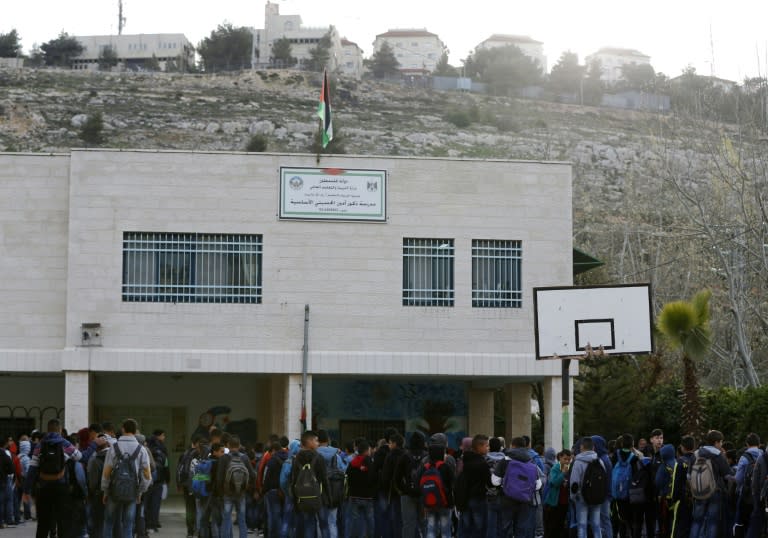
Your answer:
[313,380,467,448]
[192,405,259,445]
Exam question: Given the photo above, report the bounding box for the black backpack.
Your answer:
[629,459,651,504]
[263,451,287,493]
[326,452,346,508]
[293,456,322,513]
[742,452,757,505]
[109,443,143,503]
[581,458,608,505]
[38,440,66,481]
[88,450,107,496]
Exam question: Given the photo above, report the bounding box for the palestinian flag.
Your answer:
[317,70,333,148]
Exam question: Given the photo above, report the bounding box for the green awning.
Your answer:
[573,247,604,275]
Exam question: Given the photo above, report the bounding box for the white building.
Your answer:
[71,34,194,72]
[0,149,575,458]
[372,29,445,75]
[585,47,652,85]
[340,39,364,79]
[253,1,344,73]
[475,34,547,73]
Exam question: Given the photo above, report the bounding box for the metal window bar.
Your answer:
[122,232,263,303]
[471,239,522,308]
[402,238,454,307]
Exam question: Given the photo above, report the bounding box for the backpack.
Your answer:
[629,459,651,504]
[611,455,633,500]
[742,452,757,505]
[38,440,66,481]
[688,450,717,500]
[263,452,287,493]
[293,457,322,513]
[223,454,250,496]
[502,459,538,503]
[191,458,214,498]
[109,443,143,503]
[326,452,346,509]
[88,450,107,496]
[420,461,449,510]
[402,452,424,497]
[581,458,608,505]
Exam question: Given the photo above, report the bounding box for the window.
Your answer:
[472,240,522,308]
[402,238,454,307]
[122,232,262,303]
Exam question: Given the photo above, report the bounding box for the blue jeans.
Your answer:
[264,490,284,538]
[103,499,137,538]
[222,496,247,538]
[575,501,602,538]
[486,497,504,538]
[400,495,422,538]
[297,510,319,538]
[424,507,452,538]
[319,506,338,538]
[690,493,721,538]
[344,498,374,538]
[280,497,295,537]
[599,499,613,538]
[459,497,486,537]
[2,477,12,525]
[500,500,535,538]
[374,492,391,538]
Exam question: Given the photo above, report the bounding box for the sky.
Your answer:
[3,0,768,82]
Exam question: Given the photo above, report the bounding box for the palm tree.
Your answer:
[656,289,712,440]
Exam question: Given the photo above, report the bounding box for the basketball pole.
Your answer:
[562,358,571,450]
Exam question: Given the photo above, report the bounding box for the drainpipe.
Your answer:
[300,304,309,432]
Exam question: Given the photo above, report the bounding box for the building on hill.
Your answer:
[669,73,738,93]
[585,47,652,85]
[474,34,547,73]
[71,34,194,72]
[372,29,446,76]
[252,1,344,73]
[0,149,575,455]
[340,38,364,79]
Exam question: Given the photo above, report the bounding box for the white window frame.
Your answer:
[472,239,522,308]
[122,232,263,304]
[402,238,454,307]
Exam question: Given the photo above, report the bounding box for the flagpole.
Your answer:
[316,120,322,164]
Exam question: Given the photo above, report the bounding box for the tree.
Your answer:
[366,42,400,79]
[0,29,22,58]
[307,31,332,72]
[98,46,119,71]
[657,290,712,438]
[434,52,458,76]
[271,37,295,68]
[40,32,83,67]
[619,63,656,91]
[462,45,542,96]
[146,54,160,72]
[79,112,105,146]
[245,134,268,152]
[582,58,604,105]
[197,23,253,72]
[548,51,584,96]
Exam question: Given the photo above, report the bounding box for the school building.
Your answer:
[0,149,576,461]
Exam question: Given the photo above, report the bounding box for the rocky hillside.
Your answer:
[0,67,738,271]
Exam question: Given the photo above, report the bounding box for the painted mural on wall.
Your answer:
[313,380,468,448]
[192,405,259,445]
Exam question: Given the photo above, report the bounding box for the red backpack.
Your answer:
[419,461,448,510]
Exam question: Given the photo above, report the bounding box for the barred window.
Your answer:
[402,238,454,307]
[472,240,522,308]
[122,232,262,303]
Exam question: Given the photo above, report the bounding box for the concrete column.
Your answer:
[468,389,495,437]
[285,374,312,441]
[64,371,91,433]
[504,383,531,442]
[542,376,563,450]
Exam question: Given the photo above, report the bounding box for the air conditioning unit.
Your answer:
[81,323,102,347]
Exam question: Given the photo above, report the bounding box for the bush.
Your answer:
[79,112,104,145]
[245,134,268,152]
[444,109,472,128]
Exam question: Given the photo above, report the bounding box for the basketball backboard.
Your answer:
[533,284,654,359]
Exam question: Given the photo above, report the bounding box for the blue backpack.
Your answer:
[611,453,634,500]
[191,458,214,498]
[502,459,538,503]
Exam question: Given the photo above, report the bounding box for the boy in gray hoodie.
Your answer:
[569,437,604,538]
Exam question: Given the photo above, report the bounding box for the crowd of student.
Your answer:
[4,418,768,538]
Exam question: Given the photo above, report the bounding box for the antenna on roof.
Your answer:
[709,23,715,77]
[118,0,127,35]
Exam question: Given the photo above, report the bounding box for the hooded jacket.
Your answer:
[544,461,569,507]
[346,453,377,499]
[393,432,427,497]
[694,445,733,493]
[592,436,613,499]
[736,446,761,494]
[279,440,301,498]
[569,450,604,504]
[654,444,678,497]
[24,432,83,493]
[459,450,491,500]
